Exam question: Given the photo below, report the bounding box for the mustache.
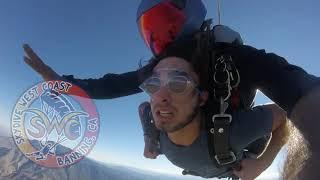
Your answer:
[152,103,177,112]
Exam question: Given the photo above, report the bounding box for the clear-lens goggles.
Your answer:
[139,68,198,96]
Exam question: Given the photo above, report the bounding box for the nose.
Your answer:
[151,86,172,104]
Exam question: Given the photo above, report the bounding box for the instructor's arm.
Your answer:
[23,44,153,99]
[234,104,289,180]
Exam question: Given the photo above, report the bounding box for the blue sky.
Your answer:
[0,0,319,179]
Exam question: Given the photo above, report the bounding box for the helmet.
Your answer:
[137,0,207,55]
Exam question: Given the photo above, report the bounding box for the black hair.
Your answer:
[149,22,215,92]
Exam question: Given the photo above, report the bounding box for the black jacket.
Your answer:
[63,44,320,117]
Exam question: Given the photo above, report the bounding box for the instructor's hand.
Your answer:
[143,136,160,159]
[23,44,61,81]
[233,158,266,180]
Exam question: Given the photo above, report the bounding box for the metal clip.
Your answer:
[219,98,229,114]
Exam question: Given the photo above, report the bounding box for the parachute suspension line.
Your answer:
[216,0,221,25]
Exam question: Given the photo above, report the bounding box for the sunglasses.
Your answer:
[139,69,198,96]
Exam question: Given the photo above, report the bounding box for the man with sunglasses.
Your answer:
[136,36,290,179]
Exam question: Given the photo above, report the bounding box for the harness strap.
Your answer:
[212,113,235,165]
[207,54,241,169]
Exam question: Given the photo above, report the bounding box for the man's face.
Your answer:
[145,57,204,133]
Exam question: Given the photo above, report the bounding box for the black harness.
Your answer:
[208,53,242,179]
[198,20,242,178]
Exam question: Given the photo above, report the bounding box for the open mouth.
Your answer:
[156,110,174,121]
[159,111,173,117]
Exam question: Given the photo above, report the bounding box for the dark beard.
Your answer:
[166,105,200,133]
[160,91,201,133]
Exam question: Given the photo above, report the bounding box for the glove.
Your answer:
[138,101,161,158]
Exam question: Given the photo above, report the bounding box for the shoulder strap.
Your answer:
[207,53,241,168]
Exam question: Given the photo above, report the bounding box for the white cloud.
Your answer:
[89,149,285,180]
[88,149,182,176]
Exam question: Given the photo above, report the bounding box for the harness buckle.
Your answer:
[212,114,232,124]
[214,151,237,165]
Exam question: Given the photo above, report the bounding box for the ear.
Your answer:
[199,90,209,106]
